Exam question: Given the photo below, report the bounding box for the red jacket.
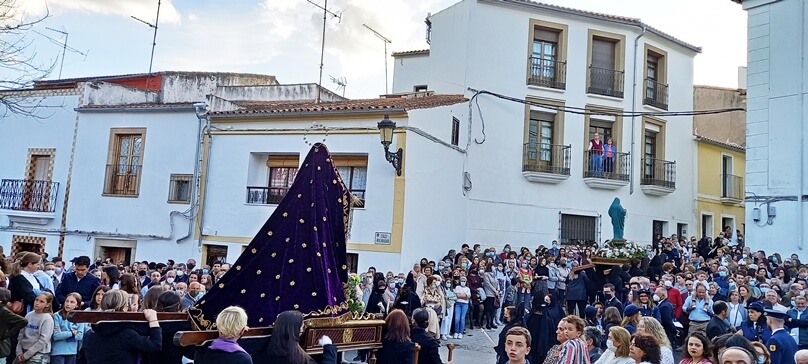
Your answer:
[667,286,683,319]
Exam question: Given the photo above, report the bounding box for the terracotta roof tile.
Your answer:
[695,134,745,151]
[391,49,430,57]
[77,102,196,110]
[213,94,468,116]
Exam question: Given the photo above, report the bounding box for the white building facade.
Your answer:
[735,0,808,254]
[392,0,700,249]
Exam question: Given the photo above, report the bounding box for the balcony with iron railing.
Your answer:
[582,150,630,190]
[103,164,142,196]
[247,186,367,207]
[522,143,571,184]
[0,179,60,224]
[640,158,676,196]
[587,66,625,98]
[527,57,567,90]
[643,78,669,110]
[720,174,744,205]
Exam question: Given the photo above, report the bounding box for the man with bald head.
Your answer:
[181,281,205,311]
[720,347,756,364]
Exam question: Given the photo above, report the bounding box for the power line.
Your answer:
[468,88,746,118]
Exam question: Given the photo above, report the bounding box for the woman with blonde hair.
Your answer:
[193,306,252,363]
[594,326,634,364]
[637,316,674,364]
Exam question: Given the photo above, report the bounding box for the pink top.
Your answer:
[678,359,713,364]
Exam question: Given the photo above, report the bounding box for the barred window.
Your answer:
[559,213,598,244]
[168,174,193,203]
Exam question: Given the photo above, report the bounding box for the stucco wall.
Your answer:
[693,86,747,147]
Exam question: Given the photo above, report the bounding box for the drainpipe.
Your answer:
[629,26,647,195]
[196,108,213,249]
[176,103,207,243]
[799,0,805,250]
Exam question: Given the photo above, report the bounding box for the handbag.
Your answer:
[494,297,501,309]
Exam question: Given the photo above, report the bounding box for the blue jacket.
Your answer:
[767,328,797,364]
[55,273,101,308]
[787,308,808,346]
[741,320,772,343]
[51,312,86,356]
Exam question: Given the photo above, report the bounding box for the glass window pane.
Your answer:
[119,137,130,157]
[351,167,367,190]
[133,136,142,157]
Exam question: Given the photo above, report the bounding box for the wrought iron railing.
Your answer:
[644,78,669,110]
[103,164,141,195]
[528,57,566,89]
[582,150,630,181]
[588,66,625,98]
[522,143,571,175]
[0,179,59,212]
[721,174,744,200]
[641,158,676,189]
[246,186,289,205]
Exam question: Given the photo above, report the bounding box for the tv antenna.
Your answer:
[131,0,162,88]
[362,24,392,95]
[306,0,342,103]
[329,75,347,97]
[32,27,89,79]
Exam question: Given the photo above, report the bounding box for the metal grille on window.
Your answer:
[559,214,598,244]
[169,174,192,203]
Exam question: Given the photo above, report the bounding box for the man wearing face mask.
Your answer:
[174,263,189,284]
[181,282,205,311]
[653,287,677,350]
[549,241,560,257]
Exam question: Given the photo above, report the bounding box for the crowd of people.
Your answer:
[356,231,808,364]
[6,228,808,364]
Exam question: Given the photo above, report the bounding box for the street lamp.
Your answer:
[377,114,403,176]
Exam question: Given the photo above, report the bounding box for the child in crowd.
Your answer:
[51,292,86,364]
[16,292,55,364]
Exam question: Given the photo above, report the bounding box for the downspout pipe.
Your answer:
[630,26,647,195]
[176,102,207,243]
[799,0,805,250]
[197,108,213,249]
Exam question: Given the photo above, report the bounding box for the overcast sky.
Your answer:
[19,0,747,99]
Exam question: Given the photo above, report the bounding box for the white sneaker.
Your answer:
[452,333,459,339]
[441,335,448,340]
[458,333,463,339]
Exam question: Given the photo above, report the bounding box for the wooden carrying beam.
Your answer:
[68,311,189,324]
[174,328,273,347]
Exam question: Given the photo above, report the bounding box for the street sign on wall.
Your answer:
[374,232,391,245]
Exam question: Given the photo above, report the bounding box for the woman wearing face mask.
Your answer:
[554,257,570,306]
[494,263,507,326]
[532,257,550,307]
[750,341,771,364]
[526,294,564,364]
[500,245,512,262]
[452,276,471,338]
[440,280,457,340]
[565,260,589,317]
[482,263,500,330]
[726,290,747,329]
[593,326,634,364]
[368,279,391,315]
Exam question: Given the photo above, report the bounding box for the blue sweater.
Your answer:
[51,312,86,356]
[55,273,100,308]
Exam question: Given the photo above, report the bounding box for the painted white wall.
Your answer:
[65,109,200,262]
[391,54,431,94]
[391,0,698,248]
[741,0,808,255]
[0,93,80,257]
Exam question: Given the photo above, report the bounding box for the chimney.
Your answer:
[738,66,747,89]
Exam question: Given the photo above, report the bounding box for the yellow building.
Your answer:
[695,135,745,239]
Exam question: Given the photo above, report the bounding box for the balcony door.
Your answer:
[22,155,51,211]
[528,113,555,164]
[591,38,616,92]
[646,55,659,100]
[722,155,733,197]
[644,130,658,179]
[532,28,559,82]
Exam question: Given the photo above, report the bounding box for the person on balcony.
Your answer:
[589,133,604,177]
[604,137,616,175]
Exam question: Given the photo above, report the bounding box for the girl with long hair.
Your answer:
[118,274,140,312]
[15,291,55,364]
[86,286,110,311]
[265,310,337,364]
[678,332,712,364]
[9,252,43,315]
[101,266,120,290]
[51,292,86,364]
[375,309,415,364]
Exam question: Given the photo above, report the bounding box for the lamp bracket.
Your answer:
[384,146,403,176]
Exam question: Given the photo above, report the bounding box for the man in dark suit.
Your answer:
[654,287,678,350]
[706,301,733,340]
[767,308,798,364]
[55,255,101,308]
[603,283,623,317]
[411,308,443,364]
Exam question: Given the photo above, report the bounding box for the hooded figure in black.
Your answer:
[526,294,564,364]
[393,274,421,318]
[366,279,389,315]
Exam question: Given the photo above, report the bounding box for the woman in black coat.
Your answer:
[264,310,337,364]
[8,252,43,315]
[375,309,415,364]
[411,308,442,364]
[526,294,563,364]
[0,288,27,363]
[393,282,421,319]
[141,291,194,364]
[84,290,162,364]
[496,306,522,364]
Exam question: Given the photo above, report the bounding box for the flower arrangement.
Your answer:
[594,240,646,261]
[346,274,365,314]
